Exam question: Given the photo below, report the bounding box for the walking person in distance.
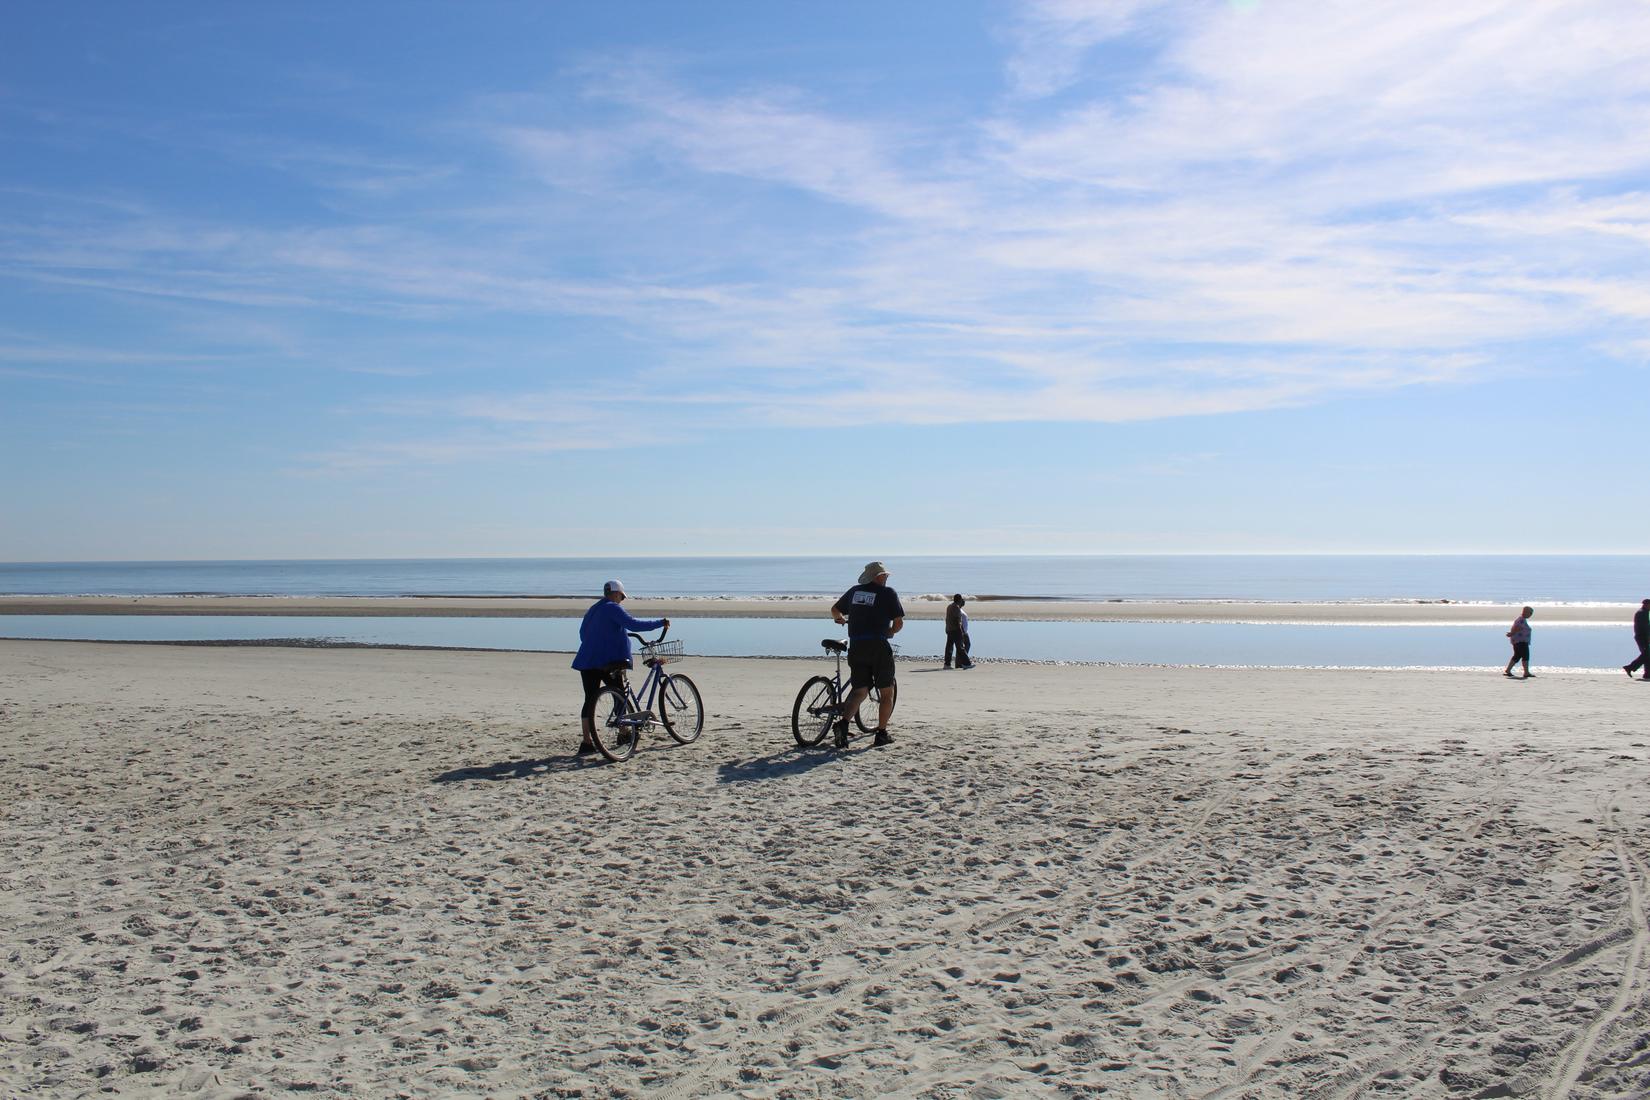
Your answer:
[1624,599,1650,680]
[830,561,903,749]
[944,593,975,670]
[1504,606,1534,679]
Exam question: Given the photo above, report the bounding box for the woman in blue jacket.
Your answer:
[572,580,668,755]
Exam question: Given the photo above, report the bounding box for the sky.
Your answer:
[3,0,1648,560]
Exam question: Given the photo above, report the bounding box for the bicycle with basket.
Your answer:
[590,628,704,762]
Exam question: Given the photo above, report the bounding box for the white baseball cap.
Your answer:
[604,579,627,596]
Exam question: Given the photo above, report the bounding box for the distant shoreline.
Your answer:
[0,594,1630,624]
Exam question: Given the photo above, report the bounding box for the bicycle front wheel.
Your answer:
[791,675,838,748]
[591,687,638,762]
[659,673,704,744]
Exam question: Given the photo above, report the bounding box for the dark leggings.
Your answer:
[580,667,625,725]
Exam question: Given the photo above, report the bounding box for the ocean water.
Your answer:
[0,614,1631,671]
[6,557,1643,667]
[2,555,1648,602]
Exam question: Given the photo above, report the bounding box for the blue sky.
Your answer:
[3,0,1648,560]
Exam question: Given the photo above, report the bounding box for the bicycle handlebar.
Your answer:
[628,624,670,645]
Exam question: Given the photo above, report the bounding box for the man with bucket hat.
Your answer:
[830,561,904,748]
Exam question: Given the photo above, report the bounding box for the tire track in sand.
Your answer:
[653,733,1242,1099]
[1542,791,1650,1100]
[1199,749,1560,1100]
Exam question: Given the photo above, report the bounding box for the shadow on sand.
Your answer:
[716,743,848,784]
[433,752,596,783]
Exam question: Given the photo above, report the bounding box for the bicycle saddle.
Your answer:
[821,639,848,653]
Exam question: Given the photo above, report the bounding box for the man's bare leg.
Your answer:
[836,686,869,746]
[877,684,896,730]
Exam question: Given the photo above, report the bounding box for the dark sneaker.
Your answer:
[577,741,598,756]
[873,729,892,747]
[832,719,850,750]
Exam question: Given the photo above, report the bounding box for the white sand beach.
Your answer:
[4,639,1650,1097]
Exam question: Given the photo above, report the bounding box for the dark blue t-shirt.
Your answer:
[835,583,904,641]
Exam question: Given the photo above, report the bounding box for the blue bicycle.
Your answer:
[590,628,704,763]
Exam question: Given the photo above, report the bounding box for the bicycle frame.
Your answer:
[612,659,668,727]
[826,646,849,698]
[606,628,685,729]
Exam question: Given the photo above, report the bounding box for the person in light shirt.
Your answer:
[1503,606,1534,680]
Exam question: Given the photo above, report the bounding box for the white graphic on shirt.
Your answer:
[852,591,878,606]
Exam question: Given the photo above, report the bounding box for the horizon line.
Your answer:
[5,551,1650,566]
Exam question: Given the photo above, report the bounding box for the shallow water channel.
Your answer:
[0,614,1634,671]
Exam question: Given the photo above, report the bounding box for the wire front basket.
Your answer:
[642,639,685,664]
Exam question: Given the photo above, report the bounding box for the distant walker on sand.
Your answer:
[1504,606,1534,679]
[1624,599,1650,681]
[944,594,975,670]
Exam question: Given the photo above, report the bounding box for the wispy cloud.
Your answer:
[1002,0,1169,98]
[7,0,1650,468]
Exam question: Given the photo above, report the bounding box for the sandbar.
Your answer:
[0,593,1631,624]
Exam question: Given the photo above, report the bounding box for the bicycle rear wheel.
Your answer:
[659,673,704,744]
[591,687,638,762]
[853,686,892,734]
[791,675,838,748]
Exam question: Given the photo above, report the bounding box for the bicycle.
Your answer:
[791,638,897,748]
[589,628,705,763]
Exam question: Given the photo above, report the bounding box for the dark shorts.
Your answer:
[848,638,896,690]
[1511,642,1530,661]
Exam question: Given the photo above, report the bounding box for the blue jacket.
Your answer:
[571,598,666,670]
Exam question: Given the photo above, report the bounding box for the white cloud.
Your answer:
[995,0,1650,202]
[8,0,1650,466]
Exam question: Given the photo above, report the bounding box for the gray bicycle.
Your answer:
[790,638,894,748]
